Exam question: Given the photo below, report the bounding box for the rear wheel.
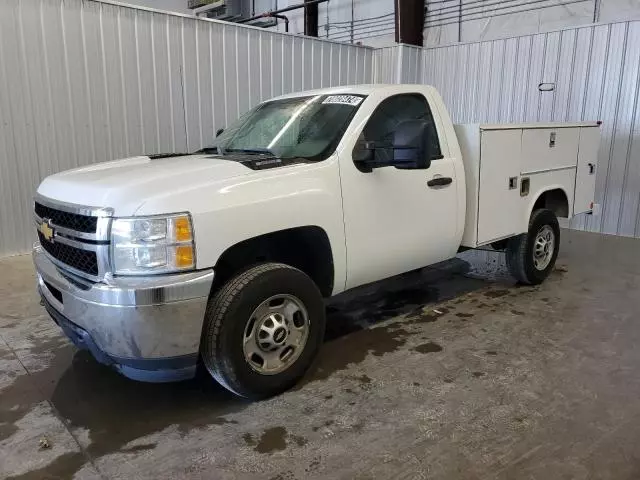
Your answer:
[200,263,325,399]
[506,209,560,285]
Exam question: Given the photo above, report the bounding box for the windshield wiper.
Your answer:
[224,148,275,156]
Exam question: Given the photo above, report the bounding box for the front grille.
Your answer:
[35,202,97,233]
[38,231,99,276]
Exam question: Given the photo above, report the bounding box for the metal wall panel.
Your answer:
[373,46,401,83]
[389,21,640,238]
[0,0,374,257]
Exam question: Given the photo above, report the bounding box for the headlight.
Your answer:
[111,214,195,275]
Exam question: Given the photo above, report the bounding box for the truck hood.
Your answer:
[37,154,253,215]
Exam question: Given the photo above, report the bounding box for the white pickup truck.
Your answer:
[33,84,600,398]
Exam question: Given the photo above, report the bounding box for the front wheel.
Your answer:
[506,209,560,285]
[200,263,326,399]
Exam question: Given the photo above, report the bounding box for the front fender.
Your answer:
[138,159,347,295]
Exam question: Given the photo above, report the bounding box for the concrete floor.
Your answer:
[1,229,640,480]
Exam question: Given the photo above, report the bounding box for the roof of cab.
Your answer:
[270,84,435,101]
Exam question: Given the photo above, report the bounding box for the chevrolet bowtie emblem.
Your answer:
[39,220,55,242]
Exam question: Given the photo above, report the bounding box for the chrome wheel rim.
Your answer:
[533,225,555,270]
[243,294,310,375]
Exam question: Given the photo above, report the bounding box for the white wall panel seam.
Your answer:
[536,34,547,121]
[134,12,146,153]
[525,35,536,121]
[234,28,240,121]
[99,6,113,160]
[563,30,578,122]
[597,25,612,123]
[550,31,563,120]
[180,18,189,150]
[496,41,506,121]
[165,16,175,151]
[116,8,130,155]
[579,27,595,122]
[39,2,60,173]
[194,18,204,148]
[509,38,520,123]
[80,2,98,163]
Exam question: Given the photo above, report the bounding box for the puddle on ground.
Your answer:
[242,426,306,454]
[412,342,443,354]
[0,341,76,444]
[304,324,413,384]
[484,289,510,299]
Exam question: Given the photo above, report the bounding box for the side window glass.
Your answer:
[355,94,441,163]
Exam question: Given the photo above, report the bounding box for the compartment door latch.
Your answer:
[520,177,530,197]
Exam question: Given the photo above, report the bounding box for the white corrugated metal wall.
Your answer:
[0,0,374,257]
[1,0,638,258]
[389,21,640,238]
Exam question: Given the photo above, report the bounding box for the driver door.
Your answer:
[340,93,459,290]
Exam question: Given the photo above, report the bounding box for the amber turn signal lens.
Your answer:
[175,245,194,268]
[174,216,193,242]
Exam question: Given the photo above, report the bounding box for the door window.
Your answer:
[355,94,441,164]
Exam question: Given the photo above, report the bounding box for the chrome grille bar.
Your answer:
[34,195,113,282]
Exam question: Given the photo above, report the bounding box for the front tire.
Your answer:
[201,263,326,399]
[506,209,560,285]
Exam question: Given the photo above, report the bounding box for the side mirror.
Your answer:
[352,141,376,172]
[391,119,434,169]
[216,128,225,137]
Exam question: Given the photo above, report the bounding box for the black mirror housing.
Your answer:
[391,119,433,169]
[352,121,441,172]
[352,141,376,172]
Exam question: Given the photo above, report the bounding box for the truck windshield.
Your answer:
[209,94,366,161]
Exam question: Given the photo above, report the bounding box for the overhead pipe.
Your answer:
[240,0,328,24]
[272,13,290,32]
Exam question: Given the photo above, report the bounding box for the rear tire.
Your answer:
[506,209,560,285]
[200,263,325,399]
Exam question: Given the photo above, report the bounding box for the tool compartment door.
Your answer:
[477,129,523,244]
[521,128,580,173]
[574,126,599,214]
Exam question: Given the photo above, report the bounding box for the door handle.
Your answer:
[588,163,596,174]
[427,176,453,187]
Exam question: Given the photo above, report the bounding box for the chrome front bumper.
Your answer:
[33,244,214,382]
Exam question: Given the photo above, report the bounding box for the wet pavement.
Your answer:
[2,229,640,479]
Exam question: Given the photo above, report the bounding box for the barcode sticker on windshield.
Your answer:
[322,95,363,106]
